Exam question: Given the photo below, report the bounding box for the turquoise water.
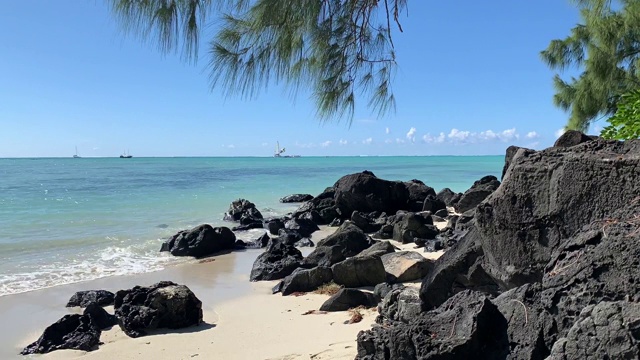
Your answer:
[0,156,503,296]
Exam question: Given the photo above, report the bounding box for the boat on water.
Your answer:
[73,146,81,158]
[120,150,132,159]
[273,142,300,158]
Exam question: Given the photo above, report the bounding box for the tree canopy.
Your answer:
[109,0,406,122]
[541,0,640,132]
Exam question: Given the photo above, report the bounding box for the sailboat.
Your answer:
[73,146,81,158]
[273,141,300,158]
[119,149,132,158]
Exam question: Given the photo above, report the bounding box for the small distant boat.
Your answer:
[73,146,81,158]
[273,141,300,158]
[120,150,132,159]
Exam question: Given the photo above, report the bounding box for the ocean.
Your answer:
[0,156,503,297]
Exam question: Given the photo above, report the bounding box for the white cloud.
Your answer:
[385,127,390,134]
[339,139,348,145]
[396,138,405,144]
[479,130,498,141]
[384,139,393,144]
[321,141,332,147]
[500,128,519,141]
[362,137,373,145]
[406,127,417,142]
[422,132,446,144]
[525,131,539,139]
[555,128,566,138]
[448,128,471,142]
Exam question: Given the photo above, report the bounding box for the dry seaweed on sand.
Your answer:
[313,282,342,296]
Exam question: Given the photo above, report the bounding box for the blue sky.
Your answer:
[0,1,596,157]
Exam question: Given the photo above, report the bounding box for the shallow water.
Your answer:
[0,156,503,296]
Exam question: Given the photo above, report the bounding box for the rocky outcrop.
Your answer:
[381,251,433,283]
[264,218,285,235]
[350,211,383,233]
[316,222,371,257]
[250,238,303,281]
[83,303,117,330]
[223,199,263,225]
[114,281,202,338]
[320,289,380,312]
[454,175,500,213]
[333,171,410,216]
[274,267,333,295]
[392,212,438,244]
[160,224,236,257]
[421,195,446,213]
[553,130,593,148]
[66,290,115,308]
[301,245,346,268]
[280,194,314,203]
[356,290,509,360]
[376,286,421,325]
[405,179,436,212]
[547,301,640,360]
[476,139,640,288]
[436,187,458,207]
[21,314,101,354]
[284,217,319,237]
[332,255,386,288]
[357,240,396,258]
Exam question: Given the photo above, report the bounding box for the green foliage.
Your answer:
[541,0,640,131]
[601,89,640,139]
[109,0,406,122]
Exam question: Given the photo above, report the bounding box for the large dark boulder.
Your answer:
[333,171,410,216]
[420,228,499,311]
[357,240,396,258]
[250,238,303,281]
[392,212,435,244]
[274,266,333,296]
[319,289,380,312]
[301,245,346,268]
[21,314,101,355]
[316,222,371,257]
[160,224,236,257]
[264,218,285,235]
[356,290,509,360]
[436,188,458,207]
[114,281,202,338]
[376,286,421,325]
[83,303,117,330]
[351,211,382,233]
[223,199,263,222]
[276,228,303,245]
[501,145,533,180]
[454,175,500,213]
[332,255,386,288]
[421,195,446,213]
[547,301,640,360]
[476,139,640,289]
[66,290,115,307]
[284,217,319,237]
[404,179,436,212]
[553,130,593,148]
[381,251,433,283]
[280,194,314,203]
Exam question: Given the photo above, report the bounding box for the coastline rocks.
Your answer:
[223,199,263,223]
[316,222,371,257]
[160,224,236,258]
[301,245,346,268]
[333,171,410,217]
[274,267,333,296]
[114,281,203,338]
[284,218,319,238]
[264,218,285,235]
[331,255,386,288]
[436,187,458,207]
[350,211,382,233]
[66,290,115,308]
[421,194,446,213]
[84,303,117,330]
[404,179,436,212]
[553,129,593,148]
[356,290,509,360]
[547,301,640,359]
[319,289,380,312]
[392,212,436,244]
[373,282,404,300]
[250,238,303,281]
[381,251,433,283]
[454,175,500,213]
[357,240,396,258]
[280,194,314,203]
[476,139,640,288]
[21,314,101,355]
[376,286,421,325]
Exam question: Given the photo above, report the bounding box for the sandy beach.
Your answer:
[2,222,446,360]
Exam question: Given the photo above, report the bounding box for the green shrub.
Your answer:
[601,90,640,140]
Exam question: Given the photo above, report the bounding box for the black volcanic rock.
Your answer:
[160,224,236,257]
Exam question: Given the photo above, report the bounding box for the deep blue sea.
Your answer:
[0,156,503,296]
